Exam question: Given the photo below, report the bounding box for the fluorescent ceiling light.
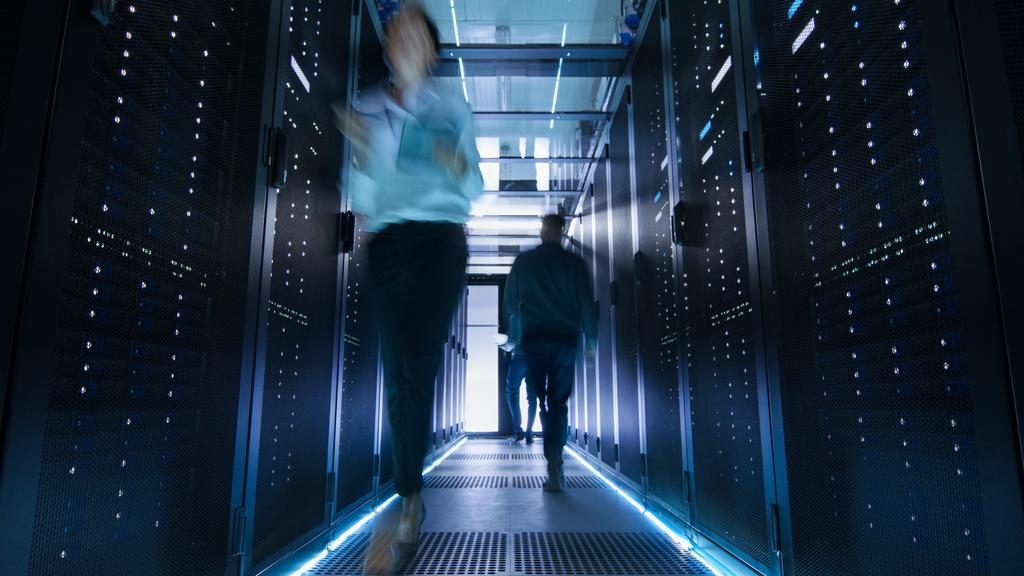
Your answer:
[471,205,545,217]
[467,219,543,232]
[467,265,512,275]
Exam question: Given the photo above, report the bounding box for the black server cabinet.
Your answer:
[0,0,67,432]
[630,4,688,517]
[608,97,643,485]
[669,0,775,571]
[334,1,386,517]
[0,1,282,574]
[742,0,1024,574]
[248,0,351,568]
[582,191,601,457]
[593,157,618,469]
[953,0,1024,448]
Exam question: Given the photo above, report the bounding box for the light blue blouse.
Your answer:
[346,81,484,232]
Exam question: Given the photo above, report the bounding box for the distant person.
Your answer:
[501,315,538,443]
[335,3,482,567]
[504,215,597,492]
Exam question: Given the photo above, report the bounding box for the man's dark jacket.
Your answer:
[504,243,597,347]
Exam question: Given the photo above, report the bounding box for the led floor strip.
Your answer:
[290,437,469,576]
[565,445,726,576]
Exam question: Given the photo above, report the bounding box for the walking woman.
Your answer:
[336,3,482,570]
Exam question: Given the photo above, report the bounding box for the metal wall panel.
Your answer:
[250,0,347,564]
[631,11,687,515]
[749,0,1024,573]
[608,98,642,483]
[670,0,773,568]
[0,1,277,573]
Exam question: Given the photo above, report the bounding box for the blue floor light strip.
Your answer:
[290,437,469,576]
[565,445,726,576]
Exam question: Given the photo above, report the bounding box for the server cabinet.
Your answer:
[0,1,282,574]
[630,3,688,517]
[742,0,1024,574]
[669,0,776,571]
[334,1,386,516]
[0,0,69,434]
[608,96,643,484]
[593,157,618,469]
[247,0,352,568]
[953,0,1024,451]
[582,191,601,457]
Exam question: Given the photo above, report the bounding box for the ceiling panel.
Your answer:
[425,0,622,45]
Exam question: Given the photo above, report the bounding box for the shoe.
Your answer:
[543,461,565,493]
[525,432,534,445]
[515,431,526,442]
[396,493,426,555]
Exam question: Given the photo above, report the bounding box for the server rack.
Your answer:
[0,2,285,574]
[738,0,1024,574]
[667,0,778,572]
[630,0,688,520]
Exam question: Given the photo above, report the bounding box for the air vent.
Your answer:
[510,476,609,489]
[513,532,712,575]
[423,476,508,489]
[448,453,509,461]
[309,532,507,575]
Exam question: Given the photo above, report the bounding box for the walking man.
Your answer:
[503,215,597,491]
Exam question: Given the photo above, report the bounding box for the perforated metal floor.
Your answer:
[307,439,714,575]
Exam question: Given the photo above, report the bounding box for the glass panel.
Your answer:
[437,76,614,113]
[424,0,623,45]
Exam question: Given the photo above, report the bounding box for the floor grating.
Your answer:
[513,532,712,575]
[309,532,507,575]
[509,476,609,489]
[424,476,508,489]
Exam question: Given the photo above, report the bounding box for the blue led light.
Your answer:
[788,0,803,19]
[565,446,725,576]
[700,120,713,141]
[289,437,468,576]
[753,49,760,67]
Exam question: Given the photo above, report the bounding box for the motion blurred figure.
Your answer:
[502,316,538,444]
[336,4,482,571]
[504,215,597,492]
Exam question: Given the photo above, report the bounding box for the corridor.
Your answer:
[306,438,720,576]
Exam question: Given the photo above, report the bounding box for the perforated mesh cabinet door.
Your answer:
[631,8,687,516]
[670,0,773,568]
[609,98,643,484]
[593,158,618,469]
[0,2,275,574]
[752,0,1023,573]
[994,1,1024,167]
[250,0,351,565]
[581,195,600,457]
[335,3,385,515]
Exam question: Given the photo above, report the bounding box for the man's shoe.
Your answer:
[525,432,534,445]
[515,431,526,442]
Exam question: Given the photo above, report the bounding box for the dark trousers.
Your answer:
[522,338,577,467]
[369,222,468,497]
[505,353,537,435]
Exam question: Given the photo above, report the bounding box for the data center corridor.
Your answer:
[3,0,1024,575]
[305,438,721,576]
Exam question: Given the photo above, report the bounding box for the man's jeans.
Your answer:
[521,338,577,467]
[505,353,537,435]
